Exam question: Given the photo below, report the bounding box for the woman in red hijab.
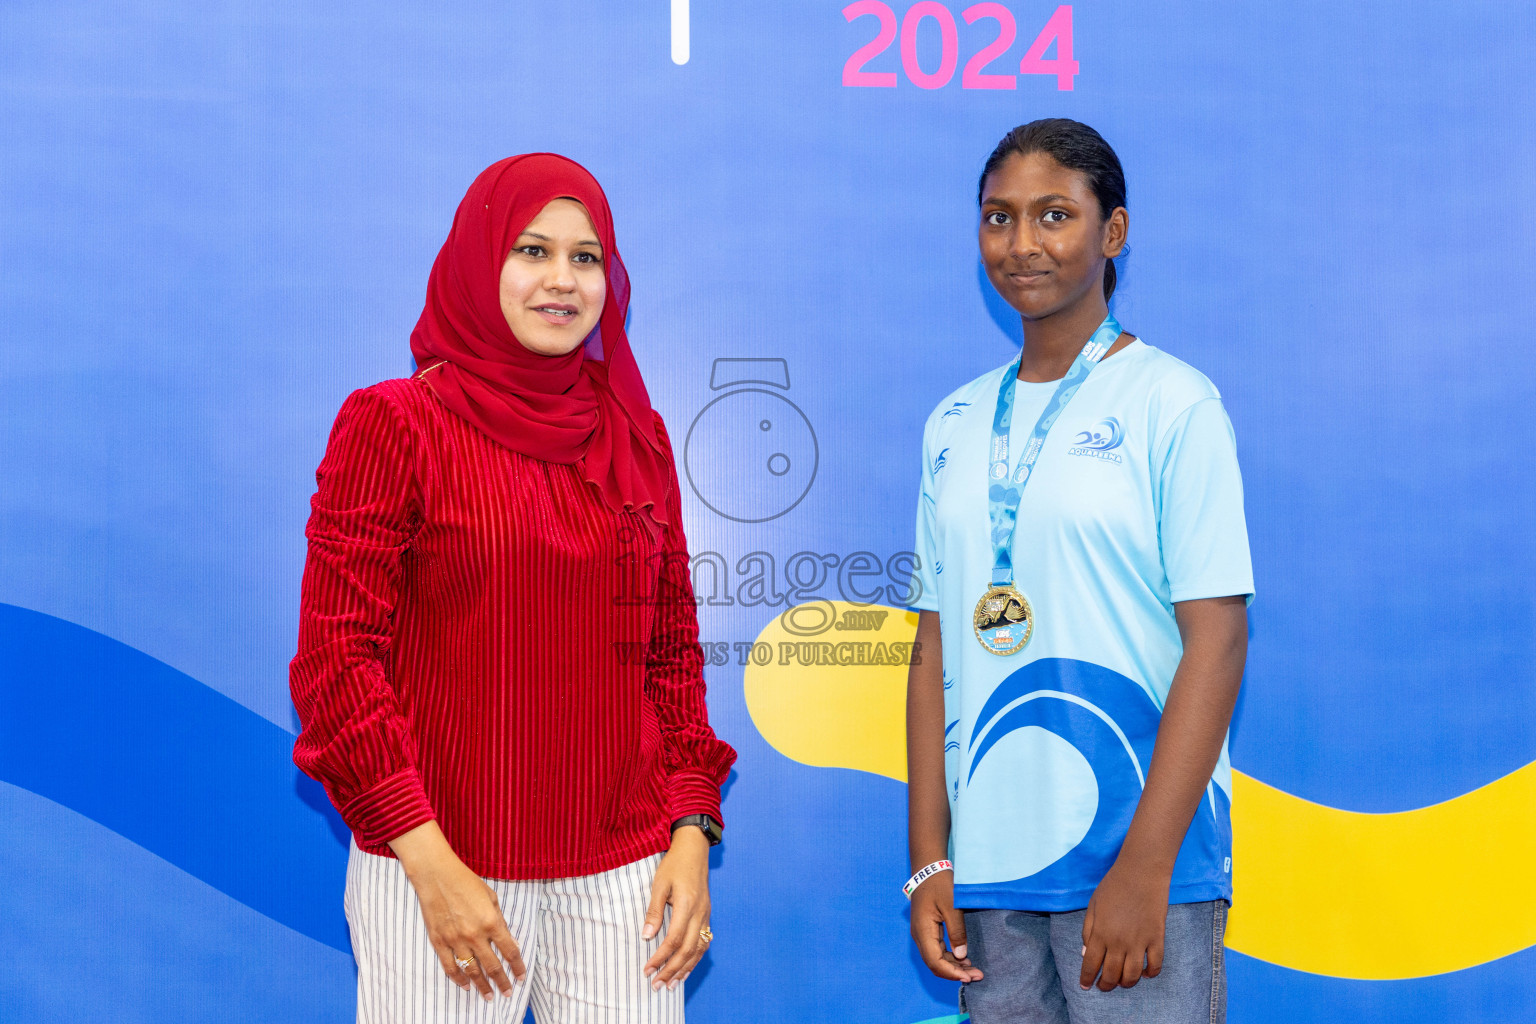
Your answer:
[290,154,736,1023]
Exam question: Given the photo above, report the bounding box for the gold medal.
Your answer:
[973,584,1033,655]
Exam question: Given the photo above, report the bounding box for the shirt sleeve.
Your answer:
[643,415,739,825]
[289,388,436,848]
[1156,396,1256,605]
[908,413,942,612]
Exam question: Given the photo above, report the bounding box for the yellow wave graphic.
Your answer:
[743,602,1536,979]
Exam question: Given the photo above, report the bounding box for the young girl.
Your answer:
[290,153,735,1023]
[904,120,1252,1022]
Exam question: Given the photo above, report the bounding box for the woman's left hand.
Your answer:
[642,825,712,991]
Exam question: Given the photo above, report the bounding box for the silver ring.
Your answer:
[454,954,477,972]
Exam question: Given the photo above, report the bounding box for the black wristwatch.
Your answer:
[671,814,723,846]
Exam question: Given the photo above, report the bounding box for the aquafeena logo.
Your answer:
[1068,416,1124,463]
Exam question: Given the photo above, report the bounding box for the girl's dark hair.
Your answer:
[978,118,1127,300]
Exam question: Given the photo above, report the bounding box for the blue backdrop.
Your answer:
[3,1,1535,1021]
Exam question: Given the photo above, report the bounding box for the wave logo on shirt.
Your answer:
[932,447,949,474]
[1068,417,1124,464]
[959,658,1229,891]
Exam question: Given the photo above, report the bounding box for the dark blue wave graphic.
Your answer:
[967,689,1144,889]
[0,603,351,951]
[965,658,1227,896]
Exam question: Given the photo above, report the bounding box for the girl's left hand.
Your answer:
[642,826,712,991]
[1079,858,1170,991]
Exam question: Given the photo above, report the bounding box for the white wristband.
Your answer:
[902,859,953,899]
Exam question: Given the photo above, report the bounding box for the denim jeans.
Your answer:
[960,900,1228,1024]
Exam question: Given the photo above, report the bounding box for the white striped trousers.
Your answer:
[344,841,685,1024]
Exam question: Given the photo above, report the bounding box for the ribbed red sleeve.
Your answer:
[289,380,737,879]
[289,389,436,848]
[646,419,737,824]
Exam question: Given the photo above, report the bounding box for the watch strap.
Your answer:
[670,813,723,846]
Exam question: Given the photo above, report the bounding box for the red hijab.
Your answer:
[410,154,670,531]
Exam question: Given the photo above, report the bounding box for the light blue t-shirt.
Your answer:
[910,339,1254,911]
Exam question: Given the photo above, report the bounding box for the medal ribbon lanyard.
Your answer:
[988,313,1123,587]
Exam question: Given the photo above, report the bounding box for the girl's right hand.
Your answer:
[389,821,526,1001]
[909,871,984,982]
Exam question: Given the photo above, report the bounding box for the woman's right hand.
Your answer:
[910,870,983,982]
[389,821,526,1001]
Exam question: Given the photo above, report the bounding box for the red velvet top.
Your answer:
[290,377,736,879]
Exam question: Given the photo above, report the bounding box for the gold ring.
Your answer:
[454,954,477,971]
[699,926,713,944]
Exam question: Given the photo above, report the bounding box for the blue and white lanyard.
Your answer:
[987,313,1122,587]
